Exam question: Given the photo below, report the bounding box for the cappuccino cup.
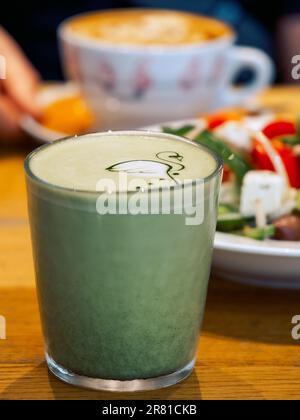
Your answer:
[59,9,273,129]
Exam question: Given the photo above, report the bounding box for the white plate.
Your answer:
[147,118,300,289]
[21,82,81,143]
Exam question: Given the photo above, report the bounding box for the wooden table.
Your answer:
[1,87,300,400]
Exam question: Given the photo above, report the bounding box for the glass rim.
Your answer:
[24,130,224,195]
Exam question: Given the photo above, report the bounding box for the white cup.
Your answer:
[59,12,274,130]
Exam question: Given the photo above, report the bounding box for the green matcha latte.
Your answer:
[25,131,222,391]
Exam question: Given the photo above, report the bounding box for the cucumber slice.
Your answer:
[217,212,247,232]
[194,130,252,183]
[243,225,275,240]
[295,190,300,212]
[162,125,195,136]
[218,203,238,215]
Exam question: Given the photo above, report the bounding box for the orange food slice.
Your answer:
[40,95,94,135]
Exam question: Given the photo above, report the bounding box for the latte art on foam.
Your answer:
[29,133,217,192]
[100,15,192,45]
[66,10,232,46]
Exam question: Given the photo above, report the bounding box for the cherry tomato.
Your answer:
[206,110,243,130]
[263,121,296,140]
[222,165,231,183]
[252,139,300,188]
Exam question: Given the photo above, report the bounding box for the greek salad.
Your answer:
[162,110,300,242]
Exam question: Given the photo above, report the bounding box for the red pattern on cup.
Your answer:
[179,58,201,90]
[132,60,152,99]
[98,60,117,91]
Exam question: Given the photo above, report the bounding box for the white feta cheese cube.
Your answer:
[213,116,274,153]
[214,121,252,152]
[240,170,285,217]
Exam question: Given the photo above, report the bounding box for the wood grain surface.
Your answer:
[1,87,300,400]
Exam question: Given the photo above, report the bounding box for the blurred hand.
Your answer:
[0,26,40,141]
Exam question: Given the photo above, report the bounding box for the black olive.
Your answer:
[274,214,300,241]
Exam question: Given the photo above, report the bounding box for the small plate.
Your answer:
[147,118,300,289]
[21,82,82,143]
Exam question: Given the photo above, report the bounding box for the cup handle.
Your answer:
[223,46,274,105]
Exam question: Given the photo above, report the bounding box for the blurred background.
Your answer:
[2,0,300,82]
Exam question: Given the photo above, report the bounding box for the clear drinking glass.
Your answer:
[25,131,222,391]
